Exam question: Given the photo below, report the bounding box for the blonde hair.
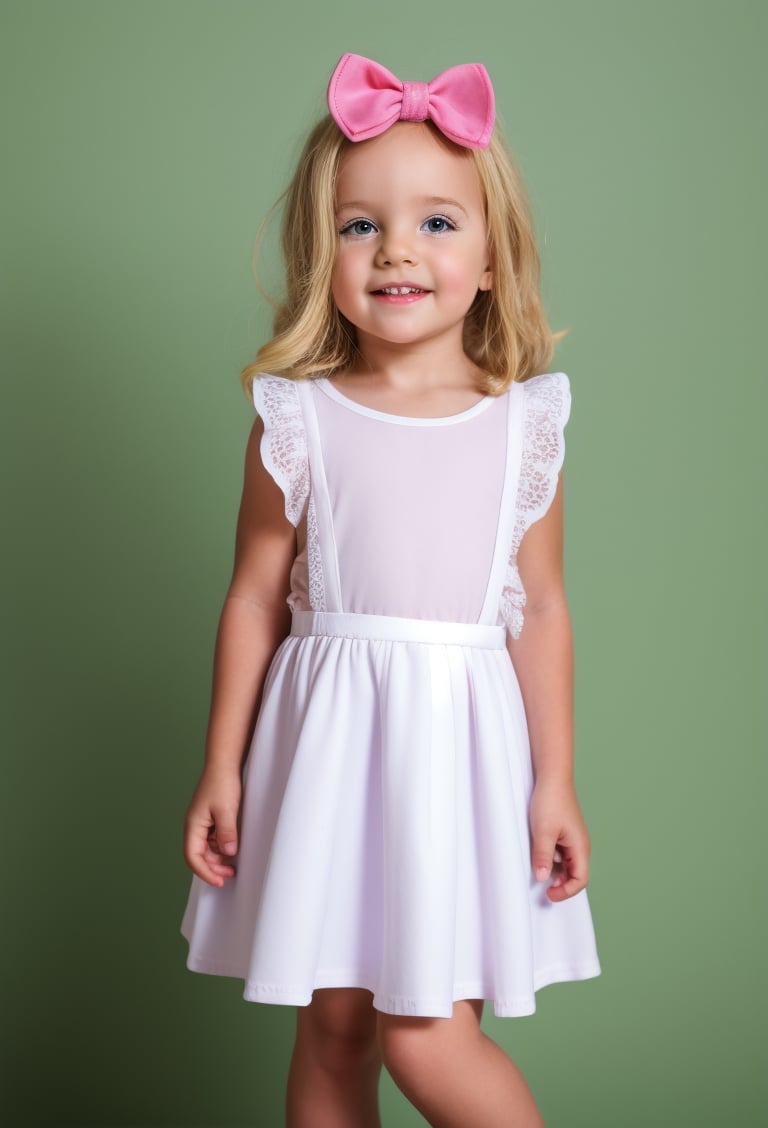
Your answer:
[241,115,555,395]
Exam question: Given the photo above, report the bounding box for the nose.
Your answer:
[374,228,418,268]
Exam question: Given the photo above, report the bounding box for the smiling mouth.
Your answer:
[372,286,430,295]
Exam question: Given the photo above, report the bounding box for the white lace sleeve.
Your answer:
[500,372,571,638]
[251,375,310,527]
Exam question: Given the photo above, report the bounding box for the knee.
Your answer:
[377,1015,443,1089]
[378,1002,484,1091]
[298,989,379,1075]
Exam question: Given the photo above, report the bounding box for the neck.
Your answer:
[344,331,483,393]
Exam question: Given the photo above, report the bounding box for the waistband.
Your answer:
[290,611,506,650]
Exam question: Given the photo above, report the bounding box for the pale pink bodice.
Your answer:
[252,372,571,638]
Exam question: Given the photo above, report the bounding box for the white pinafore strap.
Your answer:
[478,383,525,625]
[291,610,506,648]
[297,380,343,613]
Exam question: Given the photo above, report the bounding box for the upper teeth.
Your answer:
[381,286,423,295]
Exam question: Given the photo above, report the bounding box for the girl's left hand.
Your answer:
[529,780,591,903]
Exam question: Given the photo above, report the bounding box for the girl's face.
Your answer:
[332,123,492,358]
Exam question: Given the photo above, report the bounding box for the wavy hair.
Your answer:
[241,115,555,395]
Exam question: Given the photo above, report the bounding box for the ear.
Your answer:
[478,266,493,292]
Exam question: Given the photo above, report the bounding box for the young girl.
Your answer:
[182,53,600,1128]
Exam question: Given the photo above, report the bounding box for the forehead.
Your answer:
[335,122,483,208]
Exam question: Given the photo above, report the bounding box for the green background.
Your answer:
[3,1,765,1125]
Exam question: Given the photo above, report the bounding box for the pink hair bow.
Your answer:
[327,53,495,150]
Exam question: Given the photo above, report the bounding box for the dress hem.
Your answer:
[184,951,601,1019]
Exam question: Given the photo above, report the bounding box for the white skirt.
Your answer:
[181,611,600,1018]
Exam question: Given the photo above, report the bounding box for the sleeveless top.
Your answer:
[252,372,571,638]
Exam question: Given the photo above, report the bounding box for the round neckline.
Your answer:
[316,378,495,427]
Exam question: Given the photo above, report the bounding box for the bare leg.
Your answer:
[286,987,382,1128]
[378,1000,544,1128]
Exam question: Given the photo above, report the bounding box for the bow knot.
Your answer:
[400,81,430,123]
[328,53,495,150]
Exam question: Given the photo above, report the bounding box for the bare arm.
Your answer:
[183,417,297,886]
[506,473,591,902]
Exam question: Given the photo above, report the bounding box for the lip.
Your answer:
[370,282,431,304]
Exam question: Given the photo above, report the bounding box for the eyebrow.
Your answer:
[336,195,470,217]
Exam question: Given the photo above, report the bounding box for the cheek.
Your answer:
[436,249,487,299]
[331,247,360,303]
[332,245,377,321]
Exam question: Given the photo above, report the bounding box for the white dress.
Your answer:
[181,371,600,1018]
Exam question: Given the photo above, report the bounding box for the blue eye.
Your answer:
[339,218,377,237]
[422,215,455,234]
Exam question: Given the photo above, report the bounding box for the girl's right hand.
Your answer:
[183,766,242,887]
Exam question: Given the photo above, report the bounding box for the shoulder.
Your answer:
[249,374,310,528]
[514,372,571,512]
[500,374,572,636]
[250,372,304,416]
[518,371,571,423]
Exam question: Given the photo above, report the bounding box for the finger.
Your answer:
[531,830,559,883]
[184,822,234,887]
[187,842,236,886]
[186,852,229,887]
[548,849,566,888]
[203,838,237,875]
[546,872,588,901]
[546,844,589,901]
[210,806,239,858]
